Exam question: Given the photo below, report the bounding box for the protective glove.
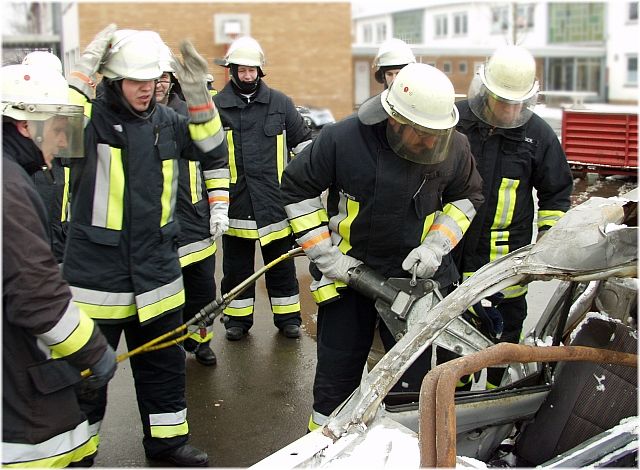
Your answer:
[313,245,362,283]
[209,211,229,240]
[171,40,214,123]
[69,23,117,98]
[401,243,447,279]
[82,344,117,392]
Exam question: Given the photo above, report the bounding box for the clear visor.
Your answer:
[386,115,453,165]
[468,75,538,129]
[25,104,85,160]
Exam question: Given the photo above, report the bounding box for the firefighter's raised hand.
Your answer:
[172,40,214,123]
[69,24,117,97]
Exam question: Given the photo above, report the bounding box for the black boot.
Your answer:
[146,444,209,467]
[195,341,217,366]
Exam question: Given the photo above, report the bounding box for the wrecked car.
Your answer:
[251,191,638,468]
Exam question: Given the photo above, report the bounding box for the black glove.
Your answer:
[83,344,117,392]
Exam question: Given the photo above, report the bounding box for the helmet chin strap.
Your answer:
[229,64,260,94]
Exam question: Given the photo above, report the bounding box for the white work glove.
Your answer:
[171,40,214,123]
[69,23,117,97]
[401,243,446,279]
[313,245,362,284]
[209,211,229,240]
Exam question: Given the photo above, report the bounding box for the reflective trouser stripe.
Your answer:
[227,218,292,246]
[137,277,185,324]
[187,323,214,343]
[308,410,329,432]
[224,297,254,317]
[271,294,300,315]
[149,409,189,439]
[2,420,98,467]
[178,238,217,268]
[70,286,137,321]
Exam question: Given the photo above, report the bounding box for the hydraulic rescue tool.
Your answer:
[81,247,304,378]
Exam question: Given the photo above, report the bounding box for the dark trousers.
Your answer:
[78,312,188,457]
[221,235,301,330]
[182,255,217,322]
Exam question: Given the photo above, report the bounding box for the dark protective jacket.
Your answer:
[454,100,573,297]
[63,82,226,325]
[165,93,230,268]
[2,155,109,467]
[213,80,311,246]
[280,115,484,304]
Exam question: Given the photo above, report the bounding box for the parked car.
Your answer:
[252,190,638,469]
[296,105,335,133]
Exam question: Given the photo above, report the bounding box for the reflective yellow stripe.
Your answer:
[207,178,230,190]
[97,146,124,231]
[138,289,185,324]
[224,306,254,317]
[490,178,519,261]
[336,197,359,254]
[77,302,137,321]
[259,224,292,246]
[310,282,340,305]
[272,302,301,315]
[160,159,175,226]
[276,133,285,184]
[179,242,217,268]
[50,313,95,359]
[289,210,329,234]
[61,167,70,222]
[188,161,198,204]
[421,213,436,242]
[188,115,223,142]
[443,202,472,235]
[227,130,237,184]
[308,415,322,432]
[227,227,259,238]
[538,209,565,228]
[502,284,528,299]
[188,330,214,343]
[150,421,189,439]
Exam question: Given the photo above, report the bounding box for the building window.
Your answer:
[375,22,387,43]
[628,55,638,84]
[491,6,509,34]
[443,61,452,75]
[549,3,604,43]
[363,24,372,43]
[516,4,535,31]
[453,12,468,36]
[459,61,468,74]
[435,14,448,38]
[629,2,638,21]
[393,10,423,44]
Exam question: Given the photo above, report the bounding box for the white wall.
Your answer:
[61,2,79,79]
[606,2,639,102]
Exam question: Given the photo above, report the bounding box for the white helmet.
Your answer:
[100,29,163,80]
[373,38,416,84]
[358,63,458,165]
[2,64,85,159]
[22,50,63,75]
[468,45,539,128]
[220,36,265,69]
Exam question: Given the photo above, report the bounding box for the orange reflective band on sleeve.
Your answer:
[431,223,460,247]
[188,102,214,113]
[300,231,330,250]
[209,195,230,204]
[70,71,94,86]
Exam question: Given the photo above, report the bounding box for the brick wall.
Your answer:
[78,2,353,119]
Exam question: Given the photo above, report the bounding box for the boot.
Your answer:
[281,324,301,338]
[195,341,217,366]
[146,444,209,467]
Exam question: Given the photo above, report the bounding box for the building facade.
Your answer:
[352,1,639,107]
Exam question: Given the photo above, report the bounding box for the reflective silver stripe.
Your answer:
[136,276,184,311]
[149,409,187,427]
[292,139,312,155]
[285,197,325,219]
[36,301,81,346]
[194,129,225,153]
[194,162,203,201]
[257,219,290,238]
[92,143,112,227]
[178,238,214,258]
[271,294,300,306]
[229,218,258,230]
[2,420,93,464]
[227,298,253,309]
[70,286,135,306]
[203,168,230,180]
[451,198,476,220]
[311,409,329,426]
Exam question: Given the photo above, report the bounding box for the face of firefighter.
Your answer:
[237,66,259,83]
[154,72,172,105]
[122,78,155,112]
[485,95,525,128]
[40,116,69,165]
[384,68,403,88]
[386,117,453,165]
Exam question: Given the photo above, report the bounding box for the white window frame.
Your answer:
[627,54,638,85]
[375,22,387,43]
[435,14,448,38]
[491,6,509,34]
[363,24,372,43]
[453,12,468,36]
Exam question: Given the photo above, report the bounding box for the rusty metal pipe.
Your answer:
[419,343,638,468]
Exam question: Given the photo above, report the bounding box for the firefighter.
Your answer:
[2,63,117,467]
[279,63,484,431]
[206,73,217,96]
[454,45,573,387]
[213,36,312,341]
[63,25,225,466]
[22,51,71,263]
[155,44,229,366]
[373,37,416,88]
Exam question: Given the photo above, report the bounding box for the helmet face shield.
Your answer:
[468,75,537,129]
[23,104,85,160]
[386,116,453,165]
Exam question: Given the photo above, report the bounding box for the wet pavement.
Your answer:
[94,173,636,468]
